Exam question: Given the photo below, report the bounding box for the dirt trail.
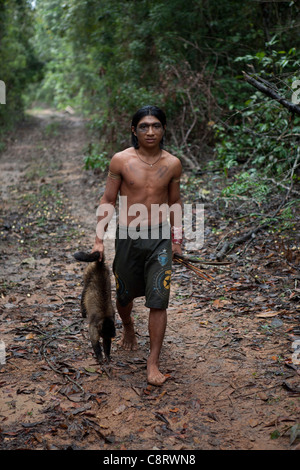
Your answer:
[0,109,299,451]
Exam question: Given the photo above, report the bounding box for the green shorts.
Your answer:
[113,222,172,309]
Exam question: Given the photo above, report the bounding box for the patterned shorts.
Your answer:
[113,223,172,309]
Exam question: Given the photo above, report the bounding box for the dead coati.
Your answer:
[74,251,116,363]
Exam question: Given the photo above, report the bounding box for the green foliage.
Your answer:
[83,143,110,171]
[1,0,300,207]
[28,0,300,173]
[221,170,272,203]
[214,98,300,175]
[277,201,299,232]
[235,38,300,77]
[213,31,300,184]
[0,0,41,135]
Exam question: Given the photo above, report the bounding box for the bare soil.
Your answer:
[0,109,299,451]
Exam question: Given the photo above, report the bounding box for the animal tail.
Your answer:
[102,317,116,338]
[74,251,102,262]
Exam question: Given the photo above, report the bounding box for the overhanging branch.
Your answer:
[243,72,300,117]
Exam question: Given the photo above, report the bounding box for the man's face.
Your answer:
[132,115,165,148]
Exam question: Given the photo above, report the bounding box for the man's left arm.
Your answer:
[168,159,183,257]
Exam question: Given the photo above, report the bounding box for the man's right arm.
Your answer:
[92,154,122,259]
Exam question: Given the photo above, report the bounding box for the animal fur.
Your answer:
[74,251,116,363]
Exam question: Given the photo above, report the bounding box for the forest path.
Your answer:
[0,109,299,451]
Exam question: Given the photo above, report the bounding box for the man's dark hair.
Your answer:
[131,105,167,149]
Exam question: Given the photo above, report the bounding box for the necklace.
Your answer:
[135,149,162,167]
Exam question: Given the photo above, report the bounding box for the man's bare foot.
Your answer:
[147,361,166,386]
[121,318,138,351]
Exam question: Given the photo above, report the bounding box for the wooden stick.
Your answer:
[174,256,214,282]
[174,253,231,265]
[243,72,300,117]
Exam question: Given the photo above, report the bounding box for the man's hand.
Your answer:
[92,239,104,261]
[172,242,182,259]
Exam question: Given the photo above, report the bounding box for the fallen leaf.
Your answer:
[248,418,262,428]
[126,412,135,422]
[25,332,35,340]
[21,257,36,266]
[67,393,83,402]
[157,390,167,400]
[290,424,300,445]
[112,404,126,415]
[256,311,278,318]
[70,403,91,415]
[253,296,267,303]
[213,299,231,309]
[84,367,97,373]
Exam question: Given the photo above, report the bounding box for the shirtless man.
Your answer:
[92,105,183,386]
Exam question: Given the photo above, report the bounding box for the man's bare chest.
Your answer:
[122,160,171,191]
